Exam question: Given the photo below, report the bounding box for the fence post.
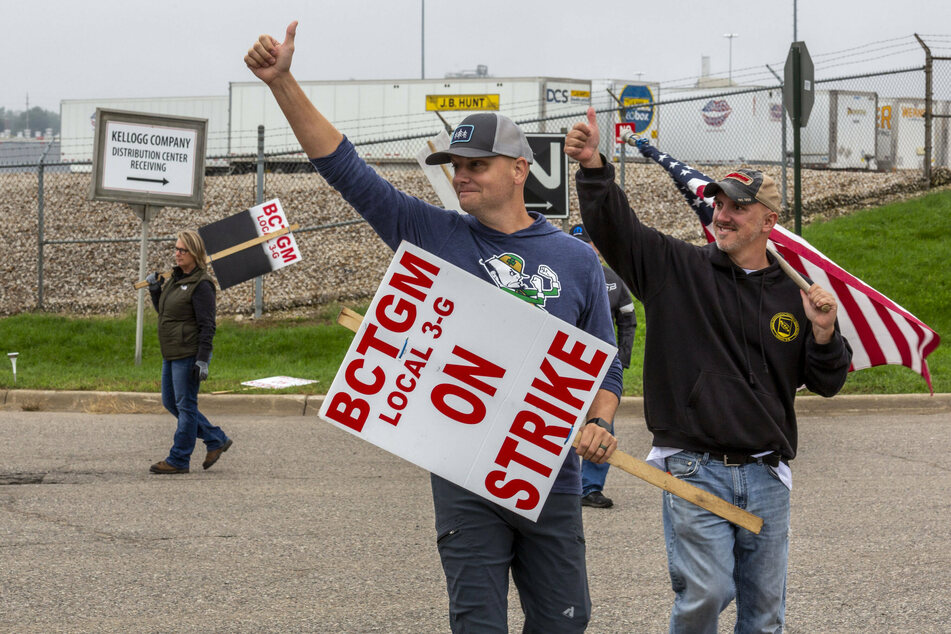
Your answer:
[914,34,933,185]
[766,64,789,213]
[37,161,45,310]
[254,124,264,318]
[619,137,626,197]
[133,205,160,366]
[36,139,54,309]
[607,89,627,198]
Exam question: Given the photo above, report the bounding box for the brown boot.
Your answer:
[149,460,189,474]
[203,439,233,470]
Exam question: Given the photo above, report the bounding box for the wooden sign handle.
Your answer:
[426,140,454,187]
[571,436,762,534]
[333,306,764,534]
[132,224,300,289]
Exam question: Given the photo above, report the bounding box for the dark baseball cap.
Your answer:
[425,112,534,165]
[703,169,782,214]
[569,223,591,242]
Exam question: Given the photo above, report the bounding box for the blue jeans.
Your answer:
[581,420,614,496]
[663,451,790,634]
[161,356,228,469]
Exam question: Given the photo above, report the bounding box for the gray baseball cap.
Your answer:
[425,113,534,165]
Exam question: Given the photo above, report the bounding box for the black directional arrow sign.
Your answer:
[127,176,169,185]
[525,134,568,219]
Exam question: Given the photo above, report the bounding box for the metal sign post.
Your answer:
[255,125,265,319]
[784,42,814,235]
[133,204,160,366]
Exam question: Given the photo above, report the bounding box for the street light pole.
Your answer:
[723,33,739,84]
[421,0,425,79]
[793,0,798,41]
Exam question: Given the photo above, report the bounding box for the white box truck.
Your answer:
[799,90,878,169]
[654,86,784,165]
[876,97,950,170]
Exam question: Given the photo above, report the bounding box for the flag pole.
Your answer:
[766,242,831,312]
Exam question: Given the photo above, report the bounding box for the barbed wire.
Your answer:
[661,34,931,89]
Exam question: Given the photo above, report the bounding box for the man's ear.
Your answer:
[762,208,778,234]
[513,157,530,185]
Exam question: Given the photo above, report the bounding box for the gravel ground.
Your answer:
[2,161,940,317]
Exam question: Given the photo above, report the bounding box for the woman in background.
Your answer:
[147,230,232,474]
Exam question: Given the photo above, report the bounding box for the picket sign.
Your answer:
[320,243,763,534]
[320,241,616,522]
[132,223,299,290]
[134,199,303,290]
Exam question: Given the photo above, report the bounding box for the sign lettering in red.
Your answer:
[319,242,616,521]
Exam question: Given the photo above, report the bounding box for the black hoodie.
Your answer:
[577,162,852,460]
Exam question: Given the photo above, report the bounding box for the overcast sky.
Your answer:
[5,0,949,112]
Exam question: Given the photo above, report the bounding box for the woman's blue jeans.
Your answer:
[161,356,228,469]
[662,451,790,634]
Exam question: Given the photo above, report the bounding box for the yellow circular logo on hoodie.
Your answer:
[770,312,800,342]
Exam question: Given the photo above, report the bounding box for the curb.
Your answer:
[1,389,321,417]
[2,390,949,417]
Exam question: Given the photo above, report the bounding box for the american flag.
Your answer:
[632,137,941,392]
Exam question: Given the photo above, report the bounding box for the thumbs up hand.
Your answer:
[565,106,603,169]
[245,20,298,85]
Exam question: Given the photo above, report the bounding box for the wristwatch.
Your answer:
[585,417,612,431]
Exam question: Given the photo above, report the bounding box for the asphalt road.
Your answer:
[0,408,948,633]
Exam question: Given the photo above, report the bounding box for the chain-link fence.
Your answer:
[2,59,948,318]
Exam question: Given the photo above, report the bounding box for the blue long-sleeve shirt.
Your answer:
[312,138,623,494]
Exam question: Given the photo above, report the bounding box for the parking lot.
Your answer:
[0,402,948,632]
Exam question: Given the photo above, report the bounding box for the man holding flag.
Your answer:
[567,108,853,633]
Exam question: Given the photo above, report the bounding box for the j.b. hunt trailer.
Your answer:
[61,77,591,172]
[226,76,591,167]
[62,81,907,173]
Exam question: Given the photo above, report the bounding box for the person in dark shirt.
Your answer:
[567,108,851,633]
[147,230,232,474]
[570,223,636,509]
